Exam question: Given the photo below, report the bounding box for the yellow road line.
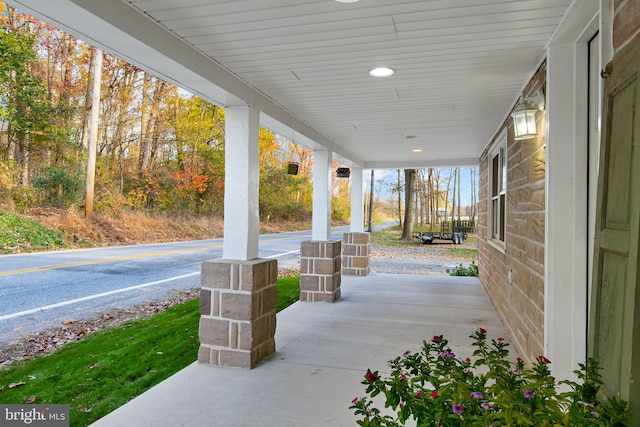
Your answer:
[0,244,223,277]
[0,233,311,278]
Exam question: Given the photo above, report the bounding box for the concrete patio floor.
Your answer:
[90,273,509,427]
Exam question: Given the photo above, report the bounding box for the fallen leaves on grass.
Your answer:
[24,396,35,404]
[0,289,199,367]
[9,381,25,388]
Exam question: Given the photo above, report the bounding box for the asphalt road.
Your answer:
[0,225,369,343]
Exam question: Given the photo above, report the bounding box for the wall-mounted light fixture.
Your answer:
[336,167,351,178]
[511,90,545,140]
[287,162,299,175]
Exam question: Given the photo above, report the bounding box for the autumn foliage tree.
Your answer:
[0,3,355,225]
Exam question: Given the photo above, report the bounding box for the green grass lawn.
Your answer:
[444,247,478,259]
[369,228,418,248]
[370,228,479,259]
[0,277,301,426]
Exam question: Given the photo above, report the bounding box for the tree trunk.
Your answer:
[470,167,477,220]
[401,169,416,240]
[435,169,441,225]
[445,169,453,223]
[451,168,456,222]
[367,169,374,232]
[397,169,402,230]
[457,167,461,220]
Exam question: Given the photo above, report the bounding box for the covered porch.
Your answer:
[90,273,506,426]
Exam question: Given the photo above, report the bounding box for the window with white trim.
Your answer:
[489,131,507,247]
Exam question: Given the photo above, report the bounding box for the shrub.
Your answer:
[32,165,83,208]
[351,329,629,426]
[11,185,41,211]
[447,262,478,277]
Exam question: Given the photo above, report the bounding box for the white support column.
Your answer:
[312,149,332,241]
[545,43,581,383]
[350,167,364,232]
[223,105,260,260]
[544,0,599,382]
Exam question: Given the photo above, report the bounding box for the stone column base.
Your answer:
[198,258,277,368]
[342,232,371,276]
[300,240,342,302]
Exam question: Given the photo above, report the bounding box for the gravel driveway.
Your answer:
[371,241,476,275]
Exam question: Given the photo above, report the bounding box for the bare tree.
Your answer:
[402,169,416,240]
[470,167,477,220]
[445,168,454,222]
[367,169,374,232]
[457,167,461,220]
[433,169,442,225]
[397,169,402,230]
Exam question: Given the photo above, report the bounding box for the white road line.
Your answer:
[0,272,200,321]
[264,249,300,258]
[0,249,302,321]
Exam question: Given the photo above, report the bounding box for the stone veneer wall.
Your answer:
[198,258,277,368]
[300,240,342,302]
[342,232,370,276]
[478,62,546,364]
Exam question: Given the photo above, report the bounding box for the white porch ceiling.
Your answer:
[7,0,573,169]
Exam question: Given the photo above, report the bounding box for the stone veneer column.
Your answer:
[198,258,277,368]
[342,232,371,276]
[300,240,342,302]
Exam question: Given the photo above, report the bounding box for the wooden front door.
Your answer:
[589,33,640,422]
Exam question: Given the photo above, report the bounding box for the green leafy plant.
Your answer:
[0,210,65,253]
[32,165,83,208]
[447,262,478,277]
[351,329,629,426]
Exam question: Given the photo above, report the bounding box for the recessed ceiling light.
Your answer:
[335,0,359,3]
[411,148,423,153]
[369,67,395,78]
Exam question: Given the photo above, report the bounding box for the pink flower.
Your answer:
[538,355,551,364]
[431,390,438,399]
[452,404,464,415]
[365,370,377,383]
[352,397,359,404]
[478,328,487,334]
[400,373,407,380]
[416,391,423,398]
[481,401,495,409]
[524,390,535,399]
[497,337,505,341]
[432,335,442,342]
